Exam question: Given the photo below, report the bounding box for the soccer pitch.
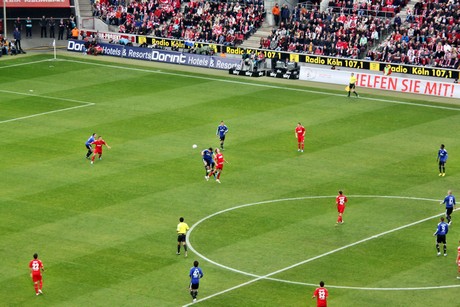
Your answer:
[1,54,459,306]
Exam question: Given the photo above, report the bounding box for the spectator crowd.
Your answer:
[368,0,460,69]
[262,1,391,58]
[328,0,407,17]
[92,0,265,46]
[89,0,460,67]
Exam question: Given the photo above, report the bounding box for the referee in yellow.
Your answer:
[347,72,359,98]
[177,217,190,257]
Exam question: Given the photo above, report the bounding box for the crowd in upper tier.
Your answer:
[261,0,459,65]
[91,0,460,66]
[328,0,408,17]
[261,3,390,58]
[93,0,265,45]
[366,0,460,68]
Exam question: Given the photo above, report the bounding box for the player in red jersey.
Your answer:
[336,190,348,225]
[295,122,306,152]
[90,136,111,164]
[457,240,460,279]
[209,148,226,183]
[29,253,44,296]
[312,281,328,307]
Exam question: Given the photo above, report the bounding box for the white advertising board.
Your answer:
[300,67,460,98]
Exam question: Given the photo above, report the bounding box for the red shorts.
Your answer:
[337,205,345,214]
[297,136,304,143]
[94,150,102,155]
[32,274,42,283]
[216,164,223,170]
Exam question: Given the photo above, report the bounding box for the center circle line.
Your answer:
[186,195,460,291]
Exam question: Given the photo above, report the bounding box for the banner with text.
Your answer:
[300,67,460,98]
[0,0,70,8]
[82,30,137,43]
[81,29,460,80]
[67,40,242,70]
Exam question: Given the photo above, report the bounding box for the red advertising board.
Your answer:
[0,0,70,8]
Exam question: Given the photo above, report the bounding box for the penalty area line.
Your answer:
[183,197,459,306]
[0,90,95,124]
[0,58,54,69]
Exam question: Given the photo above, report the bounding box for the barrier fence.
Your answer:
[81,29,460,80]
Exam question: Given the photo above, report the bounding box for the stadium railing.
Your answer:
[79,28,460,80]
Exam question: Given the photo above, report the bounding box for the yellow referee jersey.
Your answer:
[177,222,190,234]
[349,75,357,84]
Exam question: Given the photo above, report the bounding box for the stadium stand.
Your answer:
[328,0,410,18]
[92,0,265,45]
[368,0,460,68]
[259,2,391,59]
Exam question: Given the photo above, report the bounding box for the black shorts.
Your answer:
[177,234,186,242]
[436,235,446,244]
[439,161,446,167]
[86,144,92,151]
[349,83,356,90]
[190,283,199,290]
[219,135,226,141]
[446,207,453,216]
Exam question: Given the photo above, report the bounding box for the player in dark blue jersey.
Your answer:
[440,190,456,225]
[433,216,449,256]
[201,147,215,181]
[216,121,228,150]
[85,133,97,159]
[189,260,204,302]
[437,144,448,176]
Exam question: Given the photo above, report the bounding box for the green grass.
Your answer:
[1,54,459,306]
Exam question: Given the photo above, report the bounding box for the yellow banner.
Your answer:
[138,36,147,45]
[370,62,380,71]
[290,54,299,62]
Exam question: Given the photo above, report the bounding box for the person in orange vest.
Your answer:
[71,27,79,39]
[272,3,280,27]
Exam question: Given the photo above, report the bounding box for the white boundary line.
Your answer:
[0,90,95,124]
[3,57,458,125]
[0,58,53,69]
[60,59,460,112]
[4,57,455,124]
[0,58,95,124]
[5,58,458,301]
[183,195,460,306]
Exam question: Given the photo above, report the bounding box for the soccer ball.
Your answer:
[192,144,197,149]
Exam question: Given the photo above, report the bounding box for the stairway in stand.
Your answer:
[79,0,94,21]
[240,23,273,49]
